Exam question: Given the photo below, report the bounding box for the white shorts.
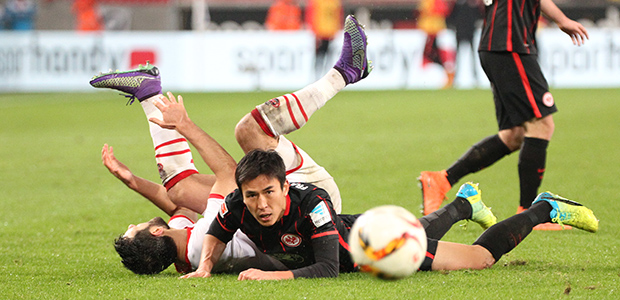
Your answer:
[275,136,342,213]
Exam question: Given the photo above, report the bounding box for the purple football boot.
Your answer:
[89,62,162,104]
[333,15,372,85]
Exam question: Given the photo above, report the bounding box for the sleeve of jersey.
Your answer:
[206,196,239,244]
[291,191,340,278]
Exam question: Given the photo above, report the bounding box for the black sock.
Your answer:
[518,137,549,208]
[473,201,552,262]
[446,135,513,186]
[419,197,471,240]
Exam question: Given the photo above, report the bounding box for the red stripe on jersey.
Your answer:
[283,95,301,129]
[520,0,528,54]
[511,52,542,118]
[164,169,199,190]
[184,227,192,265]
[250,108,276,137]
[311,229,338,239]
[487,2,498,50]
[284,195,291,216]
[155,138,187,151]
[174,227,194,274]
[290,93,308,122]
[285,141,304,175]
[216,216,236,233]
[506,0,513,51]
[155,149,191,158]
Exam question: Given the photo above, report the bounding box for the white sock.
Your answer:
[255,69,345,136]
[141,96,198,187]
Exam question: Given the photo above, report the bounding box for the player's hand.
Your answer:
[237,269,294,281]
[180,269,212,279]
[149,92,192,130]
[558,19,589,46]
[101,144,137,190]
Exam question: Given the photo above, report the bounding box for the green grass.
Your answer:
[1,89,619,299]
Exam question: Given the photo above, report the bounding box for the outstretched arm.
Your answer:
[540,0,588,46]
[149,92,237,197]
[102,144,196,220]
[180,234,227,278]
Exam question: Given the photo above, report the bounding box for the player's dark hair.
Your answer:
[113,228,177,275]
[235,149,286,191]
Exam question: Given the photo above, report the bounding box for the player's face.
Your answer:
[241,174,289,227]
[123,217,168,238]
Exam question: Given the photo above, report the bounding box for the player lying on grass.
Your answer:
[94,15,371,275]
[105,91,597,279]
[182,149,597,280]
[94,15,598,279]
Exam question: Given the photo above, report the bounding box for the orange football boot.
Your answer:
[418,170,451,215]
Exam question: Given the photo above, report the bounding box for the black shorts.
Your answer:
[479,51,557,130]
[418,238,438,271]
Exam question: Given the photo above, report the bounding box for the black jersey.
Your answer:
[208,182,357,278]
[479,0,541,54]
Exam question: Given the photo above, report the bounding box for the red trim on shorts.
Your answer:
[285,141,304,175]
[425,251,435,260]
[164,169,199,190]
[290,93,308,122]
[511,52,542,118]
[209,193,224,199]
[283,95,301,130]
[155,149,192,158]
[251,108,276,137]
[338,231,350,251]
[155,138,187,150]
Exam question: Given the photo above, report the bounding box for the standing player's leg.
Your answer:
[423,192,598,271]
[90,64,216,214]
[418,131,515,216]
[235,15,372,213]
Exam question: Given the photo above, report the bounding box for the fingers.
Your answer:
[148,117,175,129]
[179,271,210,279]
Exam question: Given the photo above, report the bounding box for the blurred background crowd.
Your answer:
[0,0,618,32]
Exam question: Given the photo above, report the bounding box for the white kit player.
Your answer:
[94,15,372,275]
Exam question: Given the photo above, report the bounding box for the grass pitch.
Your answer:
[1,88,619,299]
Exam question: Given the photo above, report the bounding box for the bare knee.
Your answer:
[235,113,278,153]
[498,127,525,151]
[524,115,555,140]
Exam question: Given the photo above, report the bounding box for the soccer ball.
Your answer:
[348,205,427,279]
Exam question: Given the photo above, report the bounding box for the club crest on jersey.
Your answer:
[543,92,554,107]
[483,0,492,6]
[266,98,280,108]
[281,233,302,247]
[310,202,331,227]
[219,202,229,218]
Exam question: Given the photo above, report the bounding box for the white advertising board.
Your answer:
[1,29,619,92]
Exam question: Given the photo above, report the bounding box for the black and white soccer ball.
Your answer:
[348,205,427,279]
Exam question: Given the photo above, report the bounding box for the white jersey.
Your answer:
[169,194,260,273]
